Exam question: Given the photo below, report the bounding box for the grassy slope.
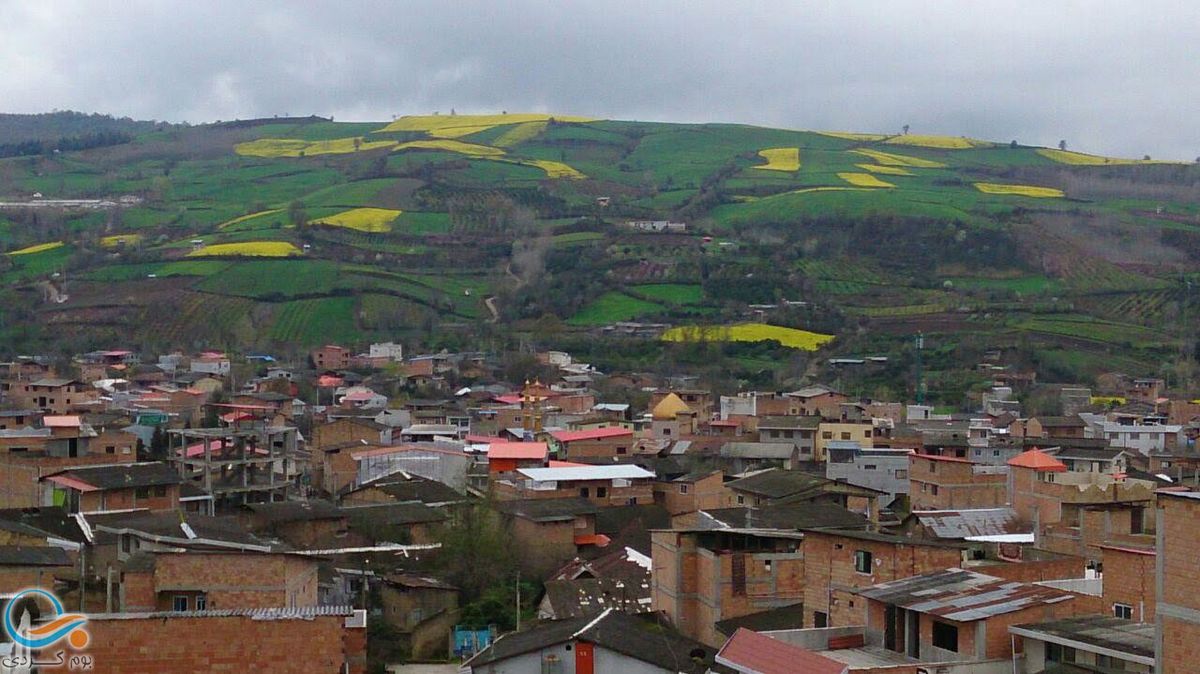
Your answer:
[0,115,1192,372]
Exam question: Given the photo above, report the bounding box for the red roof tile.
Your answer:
[1007,448,1068,472]
[573,534,611,547]
[716,628,847,674]
[550,427,633,443]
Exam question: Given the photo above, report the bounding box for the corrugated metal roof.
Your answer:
[914,508,1026,539]
[856,569,1075,622]
[518,465,655,481]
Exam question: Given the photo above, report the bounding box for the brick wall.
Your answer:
[82,611,365,673]
[1158,494,1200,674]
[144,553,319,610]
[908,455,1007,511]
[1101,546,1155,622]
[0,566,70,594]
[803,531,962,628]
[559,436,633,460]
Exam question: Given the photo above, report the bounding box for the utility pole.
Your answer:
[515,570,521,631]
[914,333,925,405]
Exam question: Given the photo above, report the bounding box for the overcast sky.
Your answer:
[3,1,1198,158]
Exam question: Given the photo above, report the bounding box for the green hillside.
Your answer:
[0,113,1196,385]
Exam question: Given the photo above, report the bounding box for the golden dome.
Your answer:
[652,392,691,421]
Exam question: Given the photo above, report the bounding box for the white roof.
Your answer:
[517,465,655,481]
[964,533,1035,543]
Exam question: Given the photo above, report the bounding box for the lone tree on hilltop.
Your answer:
[1059,140,1067,151]
[902,124,910,135]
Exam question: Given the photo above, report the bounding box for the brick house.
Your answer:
[41,461,181,513]
[800,529,965,629]
[310,344,352,370]
[495,465,656,506]
[81,606,366,674]
[783,385,848,419]
[549,427,635,460]
[0,545,73,593]
[653,470,726,516]
[856,569,1080,665]
[908,453,1008,510]
[116,549,320,612]
[4,377,100,414]
[651,527,806,647]
[242,500,349,548]
[485,441,549,474]
[1099,543,1155,623]
[379,573,459,659]
[1156,490,1200,673]
[495,498,599,576]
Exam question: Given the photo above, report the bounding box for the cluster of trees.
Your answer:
[0,130,135,159]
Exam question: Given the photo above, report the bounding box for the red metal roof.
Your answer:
[573,534,611,547]
[317,375,345,388]
[44,475,100,492]
[1007,448,1068,472]
[716,628,847,674]
[487,442,549,460]
[548,460,589,468]
[465,434,501,444]
[550,427,633,443]
[42,415,82,428]
[709,419,740,427]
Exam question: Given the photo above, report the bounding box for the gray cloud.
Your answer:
[2,0,1197,158]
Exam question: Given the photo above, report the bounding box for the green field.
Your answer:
[568,292,664,325]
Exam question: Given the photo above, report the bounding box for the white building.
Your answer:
[367,342,404,362]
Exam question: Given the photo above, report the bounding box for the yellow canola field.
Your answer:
[838,172,895,188]
[376,113,594,138]
[884,135,992,149]
[974,182,1064,198]
[393,139,506,157]
[787,187,872,195]
[753,147,801,171]
[662,323,834,351]
[9,241,64,255]
[817,131,887,142]
[493,121,549,148]
[850,149,945,168]
[510,159,586,180]
[187,241,302,257]
[1035,148,1184,166]
[219,209,284,229]
[235,137,397,157]
[310,208,402,233]
[100,234,143,248]
[855,163,913,176]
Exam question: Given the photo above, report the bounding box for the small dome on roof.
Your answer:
[652,392,692,421]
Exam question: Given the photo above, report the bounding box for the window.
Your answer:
[813,611,828,628]
[822,431,833,440]
[154,486,167,497]
[616,445,628,455]
[597,487,607,498]
[930,485,939,496]
[931,621,958,652]
[105,445,116,454]
[992,450,1000,457]
[195,594,207,611]
[1113,603,1134,620]
[1130,507,1144,534]
[172,595,189,612]
[135,487,150,499]
[662,428,671,436]
[920,482,927,493]
[840,432,851,440]
[895,469,908,479]
[679,484,690,495]
[764,560,772,571]
[736,495,745,505]
[928,461,936,473]
[863,464,877,470]
[1046,643,1076,663]
[121,535,132,554]
[770,430,780,438]
[854,550,873,574]
[579,487,590,498]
